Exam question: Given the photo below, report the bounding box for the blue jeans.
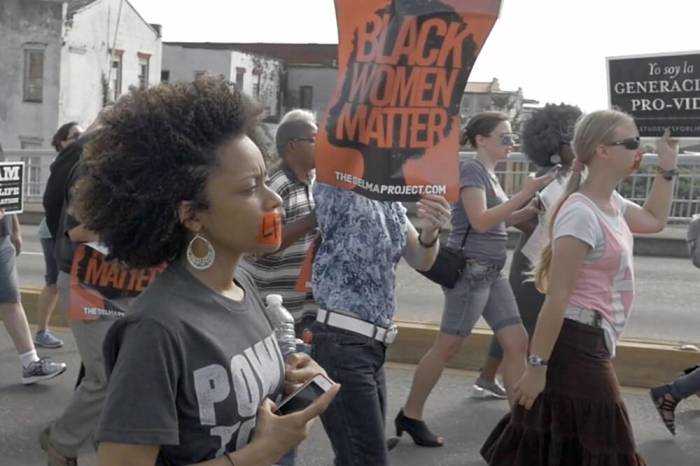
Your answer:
[310,323,388,466]
[670,366,700,400]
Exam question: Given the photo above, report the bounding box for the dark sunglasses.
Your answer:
[458,132,518,146]
[500,133,519,146]
[605,136,641,151]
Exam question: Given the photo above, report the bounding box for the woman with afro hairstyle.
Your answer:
[482,104,582,379]
[79,76,338,466]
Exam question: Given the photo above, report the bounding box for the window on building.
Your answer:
[111,52,123,101]
[235,67,246,91]
[19,139,42,197]
[23,49,44,102]
[300,86,313,109]
[138,54,150,89]
[161,70,170,82]
[254,75,262,97]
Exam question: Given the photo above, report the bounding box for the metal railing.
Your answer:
[4,149,700,221]
[461,152,700,223]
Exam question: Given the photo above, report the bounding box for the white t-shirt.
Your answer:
[553,191,635,356]
[554,191,631,260]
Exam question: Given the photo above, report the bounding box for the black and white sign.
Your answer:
[0,162,25,214]
[608,51,700,137]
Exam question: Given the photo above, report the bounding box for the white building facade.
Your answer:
[162,44,283,120]
[0,0,162,150]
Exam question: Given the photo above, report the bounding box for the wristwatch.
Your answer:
[527,354,548,367]
[656,166,679,181]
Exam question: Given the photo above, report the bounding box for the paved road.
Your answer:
[16,225,700,344]
[2,328,699,466]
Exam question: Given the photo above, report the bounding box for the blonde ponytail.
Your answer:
[533,170,583,293]
[532,108,634,293]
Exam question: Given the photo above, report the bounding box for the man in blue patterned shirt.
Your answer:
[310,181,451,466]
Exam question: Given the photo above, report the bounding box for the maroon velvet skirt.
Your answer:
[481,319,646,466]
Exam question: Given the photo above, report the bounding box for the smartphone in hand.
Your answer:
[275,373,334,415]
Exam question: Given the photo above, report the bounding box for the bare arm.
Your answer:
[513,236,590,410]
[10,214,22,254]
[462,172,551,234]
[11,214,20,234]
[403,221,439,272]
[279,213,316,250]
[529,236,590,362]
[624,130,679,234]
[98,384,340,466]
[67,224,99,243]
[97,442,273,466]
[402,195,450,271]
[507,197,541,230]
[97,444,159,466]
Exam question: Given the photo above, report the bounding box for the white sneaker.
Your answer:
[471,378,507,399]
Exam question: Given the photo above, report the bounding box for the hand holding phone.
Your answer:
[275,373,334,415]
[244,380,340,465]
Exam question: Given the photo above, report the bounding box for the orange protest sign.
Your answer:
[256,212,282,247]
[316,0,502,201]
[69,244,164,321]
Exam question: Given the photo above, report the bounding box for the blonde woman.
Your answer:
[482,110,678,465]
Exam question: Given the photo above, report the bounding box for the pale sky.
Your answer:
[129,0,698,111]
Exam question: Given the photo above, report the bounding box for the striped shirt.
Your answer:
[241,165,318,322]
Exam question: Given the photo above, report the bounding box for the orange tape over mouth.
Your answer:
[256,212,282,246]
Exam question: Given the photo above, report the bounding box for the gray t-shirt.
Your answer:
[97,262,285,466]
[447,159,509,263]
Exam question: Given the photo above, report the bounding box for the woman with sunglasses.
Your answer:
[396,111,553,447]
[482,104,582,396]
[74,77,338,466]
[482,109,678,465]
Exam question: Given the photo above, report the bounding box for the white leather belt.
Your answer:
[316,309,398,345]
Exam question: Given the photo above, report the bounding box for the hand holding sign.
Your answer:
[416,194,451,232]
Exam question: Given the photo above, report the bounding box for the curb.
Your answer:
[386,322,700,389]
[22,289,699,389]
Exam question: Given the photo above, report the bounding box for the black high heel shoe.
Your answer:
[394,409,444,447]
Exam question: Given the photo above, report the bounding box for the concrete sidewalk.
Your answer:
[2,327,699,465]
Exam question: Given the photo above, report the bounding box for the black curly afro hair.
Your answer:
[520,103,582,168]
[75,76,261,268]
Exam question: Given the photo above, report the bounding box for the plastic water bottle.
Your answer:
[265,294,297,359]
